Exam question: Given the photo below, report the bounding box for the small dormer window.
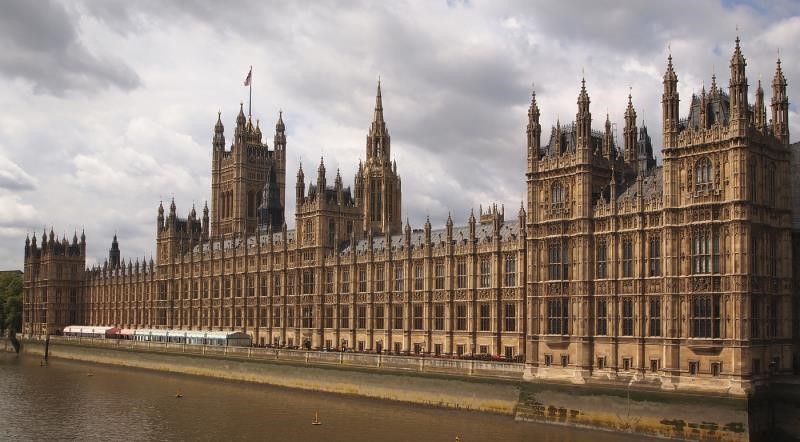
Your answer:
[551,182,566,208]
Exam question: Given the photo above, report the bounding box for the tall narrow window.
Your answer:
[324,306,334,328]
[551,182,565,208]
[748,162,757,202]
[302,307,313,328]
[479,303,491,331]
[622,297,634,336]
[375,306,385,330]
[548,243,561,280]
[768,232,778,277]
[357,306,367,329]
[325,270,334,294]
[504,303,516,332]
[413,304,423,330]
[456,259,467,289]
[304,220,313,243]
[286,307,295,328]
[341,270,350,293]
[692,231,720,274]
[622,238,633,278]
[433,304,445,330]
[596,299,608,335]
[393,264,403,291]
[413,262,424,291]
[547,298,569,335]
[358,266,367,293]
[340,306,350,329]
[479,258,491,288]
[766,163,776,206]
[649,298,661,337]
[376,266,385,292]
[504,255,516,287]
[434,261,445,290]
[302,270,314,294]
[455,304,467,331]
[695,158,713,190]
[768,298,779,338]
[328,220,335,246]
[649,236,661,277]
[691,295,721,338]
[751,297,760,338]
[393,305,403,329]
[596,240,607,279]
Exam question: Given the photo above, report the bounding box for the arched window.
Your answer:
[551,182,565,208]
[695,158,713,188]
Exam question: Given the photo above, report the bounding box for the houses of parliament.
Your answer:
[22,38,799,394]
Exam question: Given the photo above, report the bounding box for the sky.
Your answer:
[1,0,798,269]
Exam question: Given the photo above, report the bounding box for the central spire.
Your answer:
[374,78,384,123]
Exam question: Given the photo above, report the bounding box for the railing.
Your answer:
[30,335,525,380]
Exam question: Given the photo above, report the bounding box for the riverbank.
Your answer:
[1,337,765,440]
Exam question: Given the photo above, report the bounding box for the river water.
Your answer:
[0,353,647,441]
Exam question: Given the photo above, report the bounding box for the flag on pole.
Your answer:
[244,67,252,86]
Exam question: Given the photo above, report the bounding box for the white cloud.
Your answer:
[0,0,797,269]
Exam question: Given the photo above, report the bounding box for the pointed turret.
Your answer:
[603,113,614,160]
[771,57,789,144]
[274,111,286,151]
[755,79,767,132]
[169,198,176,218]
[729,36,748,121]
[662,52,680,149]
[202,201,210,237]
[624,93,638,169]
[157,200,164,230]
[296,162,305,203]
[576,77,591,150]
[527,86,542,168]
[213,111,225,151]
[317,157,327,190]
[446,212,453,239]
[468,209,476,240]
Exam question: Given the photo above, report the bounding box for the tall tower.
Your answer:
[211,105,286,238]
[355,81,402,235]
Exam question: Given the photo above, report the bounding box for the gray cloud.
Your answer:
[0,0,798,269]
[0,0,140,95]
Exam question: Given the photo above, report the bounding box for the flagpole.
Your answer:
[248,65,252,118]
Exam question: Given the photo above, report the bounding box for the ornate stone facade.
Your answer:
[22,39,797,394]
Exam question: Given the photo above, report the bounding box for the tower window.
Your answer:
[547,297,569,335]
[596,240,607,279]
[691,295,721,338]
[692,230,720,274]
[622,238,633,278]
[648,236,661,276]
[695,158,713,190]
[551,182,565,208]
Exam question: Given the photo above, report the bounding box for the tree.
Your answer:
[0,272,23,334]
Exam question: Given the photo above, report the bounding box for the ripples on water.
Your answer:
[0,353,646,441]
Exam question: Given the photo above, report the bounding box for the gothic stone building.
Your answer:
[23,39,797,394]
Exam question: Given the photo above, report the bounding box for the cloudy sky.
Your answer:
[1,0,798,269]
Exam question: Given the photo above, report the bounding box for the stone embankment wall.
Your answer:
[2,337,761,441]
